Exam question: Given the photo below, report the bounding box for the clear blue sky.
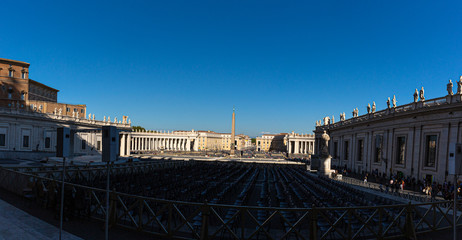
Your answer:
[2,1,461,137]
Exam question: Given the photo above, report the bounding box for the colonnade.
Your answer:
[287,140,315,154]
[130,136,192,152]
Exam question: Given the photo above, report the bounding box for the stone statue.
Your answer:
[372,102,376,113]
[413,89,418,103]
[54,108,57,115]
[367,103,371,114]
[76,112,79,118]
[58,108,62,115]
[72,111,75,118]
[331,115,335,124]
[387,97,391,109]
[392,95,397,108]
[114,117,118,123]
[323,116,330,126]
[316,120,320,127]
[92,114,95,120]
[420,87,425,101]
[457,76,462,94]
[355,108,359,117]
[88,113,91,119]
[128,119,131,125]
[108,116,111,122]
[352,109,355,117]
[103,116,106,122]
[320,130,330,157]
[447,80,453,95]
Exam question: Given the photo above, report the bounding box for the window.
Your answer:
[80,109,84,113]
[425,135,437,167]
[0,134,5,146]
[396,136,406,165]
[23,135,29,148]
[66,107,70,112]
[20,92,25,100]
[81,140,86,150]
[97,141,101,151]
[374,135,383,163]
[333,141,338,158]
[74,108,77,112]
[22,72,26,79]
[45,137,51,149]
[344,141,349,160]
[9,70,13,78]
[357,139,364,161]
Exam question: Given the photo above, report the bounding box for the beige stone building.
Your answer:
[315,79,462,183]
[0,58,86,117]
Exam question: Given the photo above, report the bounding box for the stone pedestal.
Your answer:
[318,156,332,177]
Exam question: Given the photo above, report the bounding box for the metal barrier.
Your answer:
[0,167,461,240]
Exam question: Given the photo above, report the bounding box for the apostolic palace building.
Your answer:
[315,79,462,183]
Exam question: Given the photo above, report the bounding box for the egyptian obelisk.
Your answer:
[230,107,236,156]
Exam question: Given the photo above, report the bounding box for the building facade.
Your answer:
[256,132,315,155]
[129,130,252,153]
[0,58,85,117]
[315,79,462,183]
[0,107,131,159]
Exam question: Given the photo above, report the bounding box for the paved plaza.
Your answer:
[0,198,80,240]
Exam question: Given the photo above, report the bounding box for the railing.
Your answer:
[1,167,461,239]
[337,176,437,203]
[4,160,190,183]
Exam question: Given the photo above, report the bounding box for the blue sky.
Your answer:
[1,1,461,137]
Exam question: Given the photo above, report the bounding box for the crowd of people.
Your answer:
[334,166,462,201]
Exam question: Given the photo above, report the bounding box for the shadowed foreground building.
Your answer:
[315,79,462,183]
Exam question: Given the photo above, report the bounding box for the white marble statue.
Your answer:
[58,108,62,116]
[332,115,335,124]
[387,97,391,109]
[316,120,320,127]
[92,114,95,120]
[367,103,371,114]
[392,95,397,108]
[447,80,453,95]
[76,112,79,118]
[372,102,376,113]
[414,89,418,103]
[103,116,106,122]
[108,116,111,122]
[340,112,345,121]
[54,108,57,115]
[88,113,91,119]
[420,87,425,101]
[323,116,330,125]
[128,119,131,125]
[72,111,75,118]
[114,117,118,123]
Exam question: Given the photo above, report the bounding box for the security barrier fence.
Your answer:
[0,164,461,240]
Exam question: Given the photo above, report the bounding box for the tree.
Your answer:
[132,126,146,132]
[251,138,256,144]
